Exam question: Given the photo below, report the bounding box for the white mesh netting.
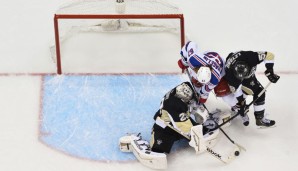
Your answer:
[56,0,181,15]
[51,0,184,73]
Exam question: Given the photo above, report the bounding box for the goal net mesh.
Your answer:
[52,0,184,74]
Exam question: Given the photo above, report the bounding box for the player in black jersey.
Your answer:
[150,82,210,153]
[224,51,280,127]
[119,82,228,169]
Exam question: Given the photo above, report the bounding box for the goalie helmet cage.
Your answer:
[53,0,185,74]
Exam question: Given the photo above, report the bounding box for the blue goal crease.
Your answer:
[39,74,186,161]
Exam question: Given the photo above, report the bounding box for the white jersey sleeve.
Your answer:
[180,41,200,59]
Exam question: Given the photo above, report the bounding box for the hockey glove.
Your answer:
[190,101,205,112]
[233,98,249,117]
[265,69,280,83]
[178,58,188,73]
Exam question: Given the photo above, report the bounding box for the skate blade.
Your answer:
[257,125,277,129]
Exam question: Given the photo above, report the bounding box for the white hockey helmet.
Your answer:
[196,66,212,84]
[175,83,193,102]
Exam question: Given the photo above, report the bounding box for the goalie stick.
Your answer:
[204,104,246,152]
[156,117,239,164]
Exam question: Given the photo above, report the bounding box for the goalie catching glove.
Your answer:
[191,104,209,124]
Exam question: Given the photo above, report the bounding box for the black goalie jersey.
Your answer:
[153,82,197,133]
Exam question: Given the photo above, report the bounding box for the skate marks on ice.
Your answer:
[39,74,187,161]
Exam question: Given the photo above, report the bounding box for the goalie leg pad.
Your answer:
[130,135,167,170]
[204,129,220,148]
[189,125,207,154]
[119,135,133,152]
[119,134,150,152]
[189,125,220,154]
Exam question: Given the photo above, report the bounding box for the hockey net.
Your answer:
[52,0,185,74]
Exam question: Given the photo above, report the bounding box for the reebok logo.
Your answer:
[207,147,221,159]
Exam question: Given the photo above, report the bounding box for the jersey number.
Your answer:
[179,113,188,122]
[257,52,266,60]
[205,52,223,66]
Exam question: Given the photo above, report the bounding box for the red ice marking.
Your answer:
[255,71,298,75]
[0,70,297,77]
[0,72,182,76]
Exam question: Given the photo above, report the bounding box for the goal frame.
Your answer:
[53,14,185,74]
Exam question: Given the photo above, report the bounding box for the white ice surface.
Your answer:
[1,0,298,170]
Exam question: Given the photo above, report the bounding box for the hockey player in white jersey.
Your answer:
[178,41,225,105]
[177,41,249,126]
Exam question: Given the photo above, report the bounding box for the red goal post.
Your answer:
[53,0,185,74]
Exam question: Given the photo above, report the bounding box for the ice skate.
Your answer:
[254,111,276,128]
[256,117,276,128]
[231,107,249,126]
[241,114,249,126]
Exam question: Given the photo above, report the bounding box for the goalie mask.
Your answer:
[232,61,254,80]
[196,66,212,84]
[175,83,193,102]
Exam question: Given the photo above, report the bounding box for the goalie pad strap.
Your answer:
[130,136,167,170]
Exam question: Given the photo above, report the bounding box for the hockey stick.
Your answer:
[203,104,247,152]
[210,81,272,132]
[156,117,239,164]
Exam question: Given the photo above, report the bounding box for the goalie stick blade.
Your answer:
[208,143,243,164]
[206,146,240,164]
